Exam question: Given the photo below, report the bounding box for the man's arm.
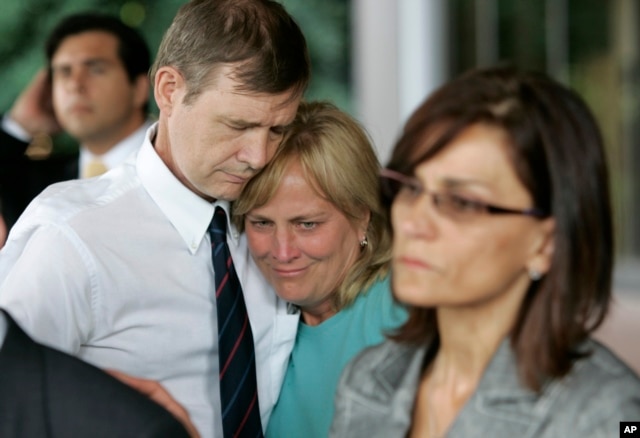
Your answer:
[107,370,201,438]
[0,223,94,353]
[0,127,29,161]
[0,69,62,171]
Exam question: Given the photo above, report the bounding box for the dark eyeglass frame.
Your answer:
[379,168,548,219]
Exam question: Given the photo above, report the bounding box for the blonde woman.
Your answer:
[233,101,406,438]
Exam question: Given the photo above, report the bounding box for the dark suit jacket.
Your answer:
[0,128,78,230]
[0,310,190,438]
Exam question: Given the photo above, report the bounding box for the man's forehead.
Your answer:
[217,96,299,128]
[207,64,303,104]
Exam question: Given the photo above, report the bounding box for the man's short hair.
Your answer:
[45,12,151,84]
[151,0,310,104]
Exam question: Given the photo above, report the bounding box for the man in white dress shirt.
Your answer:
[0,1,310,437]
[0,12,153,233]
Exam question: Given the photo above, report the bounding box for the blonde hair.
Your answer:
[233,101,391,310]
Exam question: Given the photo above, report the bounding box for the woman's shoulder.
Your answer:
[351,338,416,367]
[576,339,640,386]
[339,339,426,398]
[549,339,640,424]
[533,339,640,436]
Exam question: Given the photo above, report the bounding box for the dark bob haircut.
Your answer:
[45,12,151,84]
[386,66,613,391]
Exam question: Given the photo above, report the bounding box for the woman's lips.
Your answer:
[271,267,307,277]
[396,255,436,271]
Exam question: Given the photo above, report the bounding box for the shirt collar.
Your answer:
[137,123,239,254]
[79,119,155,176]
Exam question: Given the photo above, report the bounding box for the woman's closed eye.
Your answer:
[398,180,423,198]
[247,219,274,230]
[437,193,487,214]
[297,221,318,231]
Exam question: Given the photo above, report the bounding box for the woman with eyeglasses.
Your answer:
[330,66,640,438]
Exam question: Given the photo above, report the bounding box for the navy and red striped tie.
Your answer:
[209,207,263,438]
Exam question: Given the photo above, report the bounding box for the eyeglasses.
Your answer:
[379,168,547,221]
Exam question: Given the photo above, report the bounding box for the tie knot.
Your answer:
[209,207,228,244]
[83,159,108,178]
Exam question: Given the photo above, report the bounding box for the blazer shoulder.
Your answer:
[42,345,190,437]
[340,340,426,401]
[579,340,640,401]
[530,341,640,436]
[578,340,640,386]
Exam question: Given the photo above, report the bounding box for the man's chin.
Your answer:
[207,186,245,202]
[64,126,97,142]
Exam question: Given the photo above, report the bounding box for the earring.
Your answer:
[529,270,542,281]
[360,237,368,248]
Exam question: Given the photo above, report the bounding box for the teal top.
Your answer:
[265,276,407,438]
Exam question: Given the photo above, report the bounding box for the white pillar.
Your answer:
[399,0,448,123]
[352,0,399,162]
[353,0,448,163]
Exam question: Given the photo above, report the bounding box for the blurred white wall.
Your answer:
[352,0,640,374]
[352,0,448,163]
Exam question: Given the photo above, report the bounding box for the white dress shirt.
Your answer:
[78,119,154,177]
[2,114,32,143]
[0,123,299,438]
[2,115,153,178]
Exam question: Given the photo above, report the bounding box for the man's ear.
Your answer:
[154,66,184,116]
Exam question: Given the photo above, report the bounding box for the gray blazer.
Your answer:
[330,338,640,437]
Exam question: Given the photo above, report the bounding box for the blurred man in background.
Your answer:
[0,12,152,234]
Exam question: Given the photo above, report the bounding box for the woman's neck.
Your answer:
[434,273,529,381]
[409,289,526,438]
[435,306,511,378]
[410,314,505,438]
[300,303,337,326]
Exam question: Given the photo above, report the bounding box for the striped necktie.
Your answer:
[209,207,264,438]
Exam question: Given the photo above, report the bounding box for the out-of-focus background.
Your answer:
[1,0,638,370]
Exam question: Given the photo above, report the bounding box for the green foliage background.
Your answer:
[0,0,352,118]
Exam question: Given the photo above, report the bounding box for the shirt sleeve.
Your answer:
[0,223,95,354]
[2,113,32,143]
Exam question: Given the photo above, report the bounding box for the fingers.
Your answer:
[0,215,6,248]
[106,369,201,438]
[9,69,61,136]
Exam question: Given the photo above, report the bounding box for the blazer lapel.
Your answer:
[449,340,549,438]
[371,342,429,429]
